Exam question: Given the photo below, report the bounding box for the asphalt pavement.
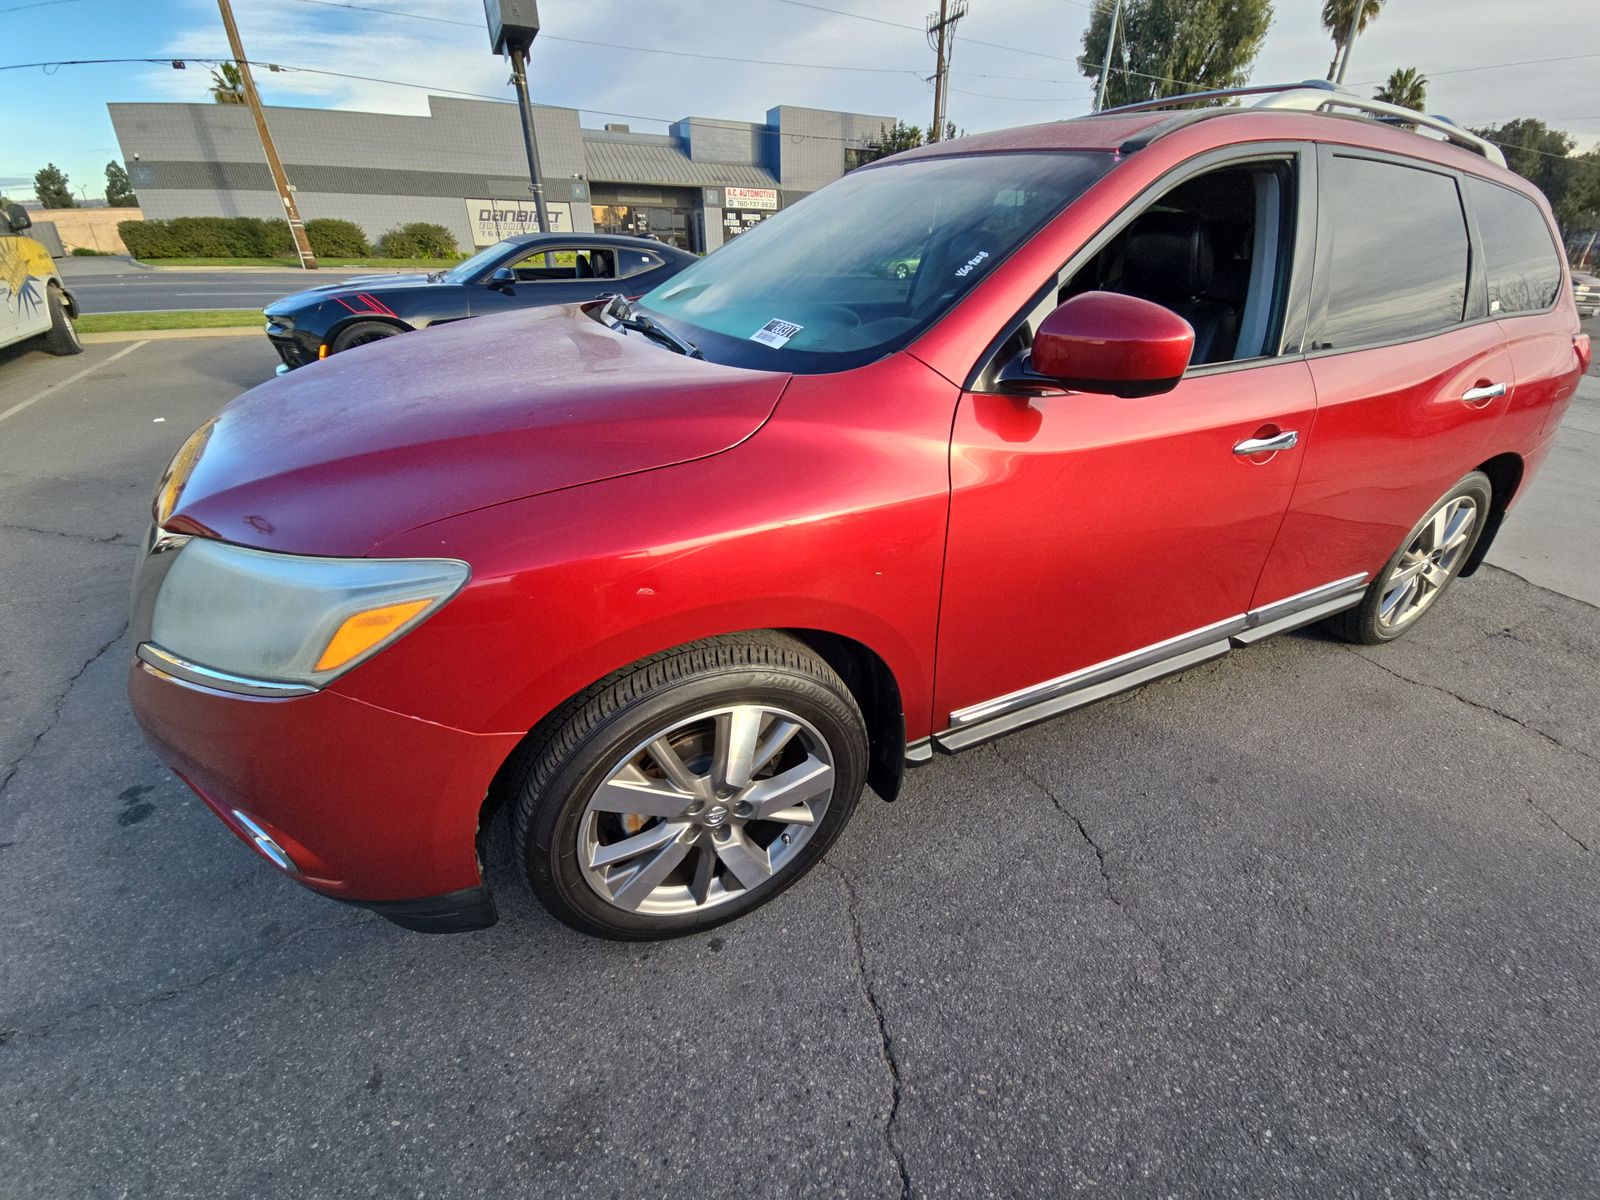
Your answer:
[1,335,1598,1198]
[57,254,400,314]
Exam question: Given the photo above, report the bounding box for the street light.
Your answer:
[483,0,550,236]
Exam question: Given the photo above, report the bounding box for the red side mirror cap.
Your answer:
[1031,291,1196,398]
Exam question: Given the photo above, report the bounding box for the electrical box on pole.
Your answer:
[484,0,539,56]
[483,0,550,236]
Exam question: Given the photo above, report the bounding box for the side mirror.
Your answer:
[1025,291,1194,398]
[487,265,517,291]
[4,202,31,233]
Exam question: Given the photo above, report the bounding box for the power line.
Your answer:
[0,55,898,147]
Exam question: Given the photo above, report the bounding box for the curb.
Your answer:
[80,327,259,344]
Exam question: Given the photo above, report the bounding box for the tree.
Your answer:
[104,160,138,207]
[1322,0,1384,81]
[210,62,245,104]
[1077,0,1273,110]
[1374,66,1426,111]
[33,163,75,208]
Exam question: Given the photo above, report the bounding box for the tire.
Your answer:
[1323,470,1493,645]
[894,263,910,279]
[42,285,82,356]
[511,632,868,940]
[330,320,402,353]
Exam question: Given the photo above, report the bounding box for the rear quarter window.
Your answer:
[1464,177,1564,314]
[1317,155,1470,350]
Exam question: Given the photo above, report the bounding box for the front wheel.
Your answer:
[1324,471,1492,645]
[331,320,403,353]
[511,633,868,940]
[43,285,82,356]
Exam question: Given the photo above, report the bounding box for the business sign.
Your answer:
[464,198,572,246]
[723,186,778,212]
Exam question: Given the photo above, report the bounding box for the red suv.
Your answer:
[130,84,1589,939]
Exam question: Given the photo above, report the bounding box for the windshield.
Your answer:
[443,240,518,283]
[637,151,1113,373]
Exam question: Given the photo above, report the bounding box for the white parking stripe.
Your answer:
[0,340,150,427]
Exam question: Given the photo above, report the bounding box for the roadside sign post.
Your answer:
[484,0,552,243]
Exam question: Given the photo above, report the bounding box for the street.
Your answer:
[1,334,1598,1197]
[56,254,400,314]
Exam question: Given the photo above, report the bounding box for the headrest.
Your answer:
[1123,211,1215,301]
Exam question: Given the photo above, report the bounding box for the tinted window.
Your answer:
[1465,177,1563,314]
[618,249,664,278]
[1319,156,1469,349]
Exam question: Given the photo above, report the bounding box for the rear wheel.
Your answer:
[511,633,868,940]
[1324,471,1492,645]
[42,285,82,356]
[331,320,402,353]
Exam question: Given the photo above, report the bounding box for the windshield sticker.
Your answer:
[955,250,990,278]
[751,318,803,349]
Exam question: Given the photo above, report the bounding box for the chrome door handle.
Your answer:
[1461,382,1508,403]
[1233,430,1299,455]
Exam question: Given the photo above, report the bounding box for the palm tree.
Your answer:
[1374,67,1427,112]
[1322,0,1385,81]
[209,62,245,105]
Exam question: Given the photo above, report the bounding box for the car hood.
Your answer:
[1573,271,1600,287]
[164,305,790,556]
[266,274,436,312]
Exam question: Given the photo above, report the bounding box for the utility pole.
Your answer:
[925,0,967,143]
[1334,0,1364,85]
[215,0,316,269]
[1093,0,1125,111]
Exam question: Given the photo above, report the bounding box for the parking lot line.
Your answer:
[0,340,150,426]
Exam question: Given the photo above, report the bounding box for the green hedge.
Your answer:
[120,216,294,259]
[304,218,371,258]
[375,222,459,259]
[118,215,457,260]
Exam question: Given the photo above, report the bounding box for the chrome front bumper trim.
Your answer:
[136,643,317,698]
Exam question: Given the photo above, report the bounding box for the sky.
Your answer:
[1,0,1596,202]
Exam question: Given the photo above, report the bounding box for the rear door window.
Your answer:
[1317,155,1470,350]
[1464,177,1564,314]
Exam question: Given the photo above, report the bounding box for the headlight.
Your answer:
[142,538,469,696]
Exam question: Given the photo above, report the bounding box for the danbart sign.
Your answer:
[464,198,574,246]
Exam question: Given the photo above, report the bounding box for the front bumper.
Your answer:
[264,319,322,370]
[1575,286,1598,318]
[130,658,519,930]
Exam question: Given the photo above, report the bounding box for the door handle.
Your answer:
[1233,430,1299,455]
[1461,382,1508,405]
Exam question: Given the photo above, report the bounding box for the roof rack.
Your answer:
[1099,80,1507,168]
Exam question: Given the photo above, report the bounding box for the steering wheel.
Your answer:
[803,303,862,330]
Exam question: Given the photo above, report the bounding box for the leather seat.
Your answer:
[1120,211,1239,365]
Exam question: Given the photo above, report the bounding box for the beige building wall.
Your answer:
[31,208,142,254]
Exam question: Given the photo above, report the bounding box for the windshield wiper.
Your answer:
[598,293,703,359]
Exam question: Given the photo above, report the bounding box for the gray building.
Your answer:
[107,96,893,255]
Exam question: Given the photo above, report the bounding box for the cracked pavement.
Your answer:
[1,336,1598,1197]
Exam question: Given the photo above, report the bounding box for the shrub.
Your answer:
[304,218,371,258]
[117,215,294,259]
[375,222,459,259]
[70,247,111,256]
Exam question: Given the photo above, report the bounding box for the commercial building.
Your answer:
[107,96,894,255]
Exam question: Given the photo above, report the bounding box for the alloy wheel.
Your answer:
[576,704,836,916]
[1377,495,1478,631]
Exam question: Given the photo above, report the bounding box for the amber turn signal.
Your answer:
[314,599,433,672]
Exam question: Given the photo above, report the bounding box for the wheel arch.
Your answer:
[327,313,413,349]
[1459,451,1525,577]
[476,625,913,843]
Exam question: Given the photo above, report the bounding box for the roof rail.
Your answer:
[1099,79,1507,168]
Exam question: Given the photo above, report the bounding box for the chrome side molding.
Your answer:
[926,573,1368,755]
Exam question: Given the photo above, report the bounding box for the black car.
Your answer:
[263,232,697,370]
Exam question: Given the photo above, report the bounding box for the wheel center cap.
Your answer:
[703,805,729,827]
